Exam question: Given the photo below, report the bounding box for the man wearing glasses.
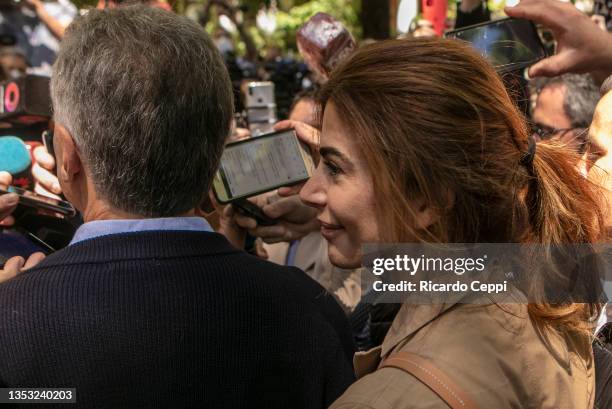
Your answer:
[531,73,600,155]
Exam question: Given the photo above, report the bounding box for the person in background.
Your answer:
[0,46,27,80]
[582,74,612,409]
[0,0,76,75]
[0,7,354,408]
[531,74,600,156]
[582,76,612,226]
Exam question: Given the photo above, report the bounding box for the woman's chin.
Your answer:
[327,244,362,270]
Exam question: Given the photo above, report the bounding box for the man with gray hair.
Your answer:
[531,73,600,154]
[0,6,354,408]
[582,76,612,225]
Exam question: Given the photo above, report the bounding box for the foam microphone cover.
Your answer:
[0,136,31,175]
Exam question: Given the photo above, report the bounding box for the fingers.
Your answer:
[0,252,46,283]
[256,224,291,244]
[278,184,305,197]
[528,51,585,78]
[0,171,12,185]
[31,163,62,195]
[262,196,300,219]
[33,145,56,170]
[274,120,320,150]
[504,0,566,31]
[233,210,258,230]
[34,183,62,200]
[0,256,25,283]
[23,252,45,270]
[262,195,315,223]
[0,192,19,221]
[0,215,14,227]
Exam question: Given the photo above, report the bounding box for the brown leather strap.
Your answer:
[380,352,479,409]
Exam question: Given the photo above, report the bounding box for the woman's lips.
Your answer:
[319,219,343,240]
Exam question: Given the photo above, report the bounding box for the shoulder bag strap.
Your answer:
[380,351,479,409]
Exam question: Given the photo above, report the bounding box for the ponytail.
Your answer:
[524,139,605,333]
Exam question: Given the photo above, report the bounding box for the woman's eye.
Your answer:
[323,160,342,177]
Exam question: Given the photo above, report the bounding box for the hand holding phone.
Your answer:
[445,18,548,73]
[232,194,319,244]
[505,0,612,79]
[233,199,277,226]
[0,184,76,217]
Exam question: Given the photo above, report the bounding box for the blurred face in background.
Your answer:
[0,53,27,79]
[300,102,380,269]
[532,84,583,152]
[583,91,612,225]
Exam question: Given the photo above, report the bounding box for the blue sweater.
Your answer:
[0,230,355,408]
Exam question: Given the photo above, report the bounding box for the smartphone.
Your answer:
[0,184,76,217]
[233,199,277,226]
[445,18,547,73]
[213,130,315,204]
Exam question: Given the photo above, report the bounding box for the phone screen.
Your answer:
[214,130,312,202]
[445,18,546,73]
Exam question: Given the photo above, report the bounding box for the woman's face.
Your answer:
[300,102,380,269]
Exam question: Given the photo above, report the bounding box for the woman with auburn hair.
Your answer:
[276,37,605,408]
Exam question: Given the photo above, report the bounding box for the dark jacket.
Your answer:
[0,230,355,409]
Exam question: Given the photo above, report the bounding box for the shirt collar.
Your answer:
[70,216,213,246]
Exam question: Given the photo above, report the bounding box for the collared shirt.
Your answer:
[70,217,213,246]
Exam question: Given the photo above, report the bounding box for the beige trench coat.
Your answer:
[331,300,594,409]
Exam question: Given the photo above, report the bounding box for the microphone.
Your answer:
[0,136,32,188]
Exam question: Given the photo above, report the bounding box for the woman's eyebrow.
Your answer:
[319,146,349,163]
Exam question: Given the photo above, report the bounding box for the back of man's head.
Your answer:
[51,5,233,217]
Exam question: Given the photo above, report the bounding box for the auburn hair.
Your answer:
[317,37,605,335]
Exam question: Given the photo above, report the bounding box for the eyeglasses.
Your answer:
[530,122,575,140]
[530,122,589,154]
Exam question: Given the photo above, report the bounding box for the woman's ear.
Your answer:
[413,190,454,230]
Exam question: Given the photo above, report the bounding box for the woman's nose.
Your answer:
[300,169,326,210]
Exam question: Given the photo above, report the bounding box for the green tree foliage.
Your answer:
[243,0,361,54]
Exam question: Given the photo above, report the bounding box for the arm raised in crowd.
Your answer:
[505,0,612,80]
[25,0,69,39]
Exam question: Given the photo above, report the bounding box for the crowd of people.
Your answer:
[0,0,611,407]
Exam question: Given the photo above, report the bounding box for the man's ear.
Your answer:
[54,124,82,183]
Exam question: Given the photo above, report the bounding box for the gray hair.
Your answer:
[533,74,600,129]
[51,5,233,217]
[602,75,612,96]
